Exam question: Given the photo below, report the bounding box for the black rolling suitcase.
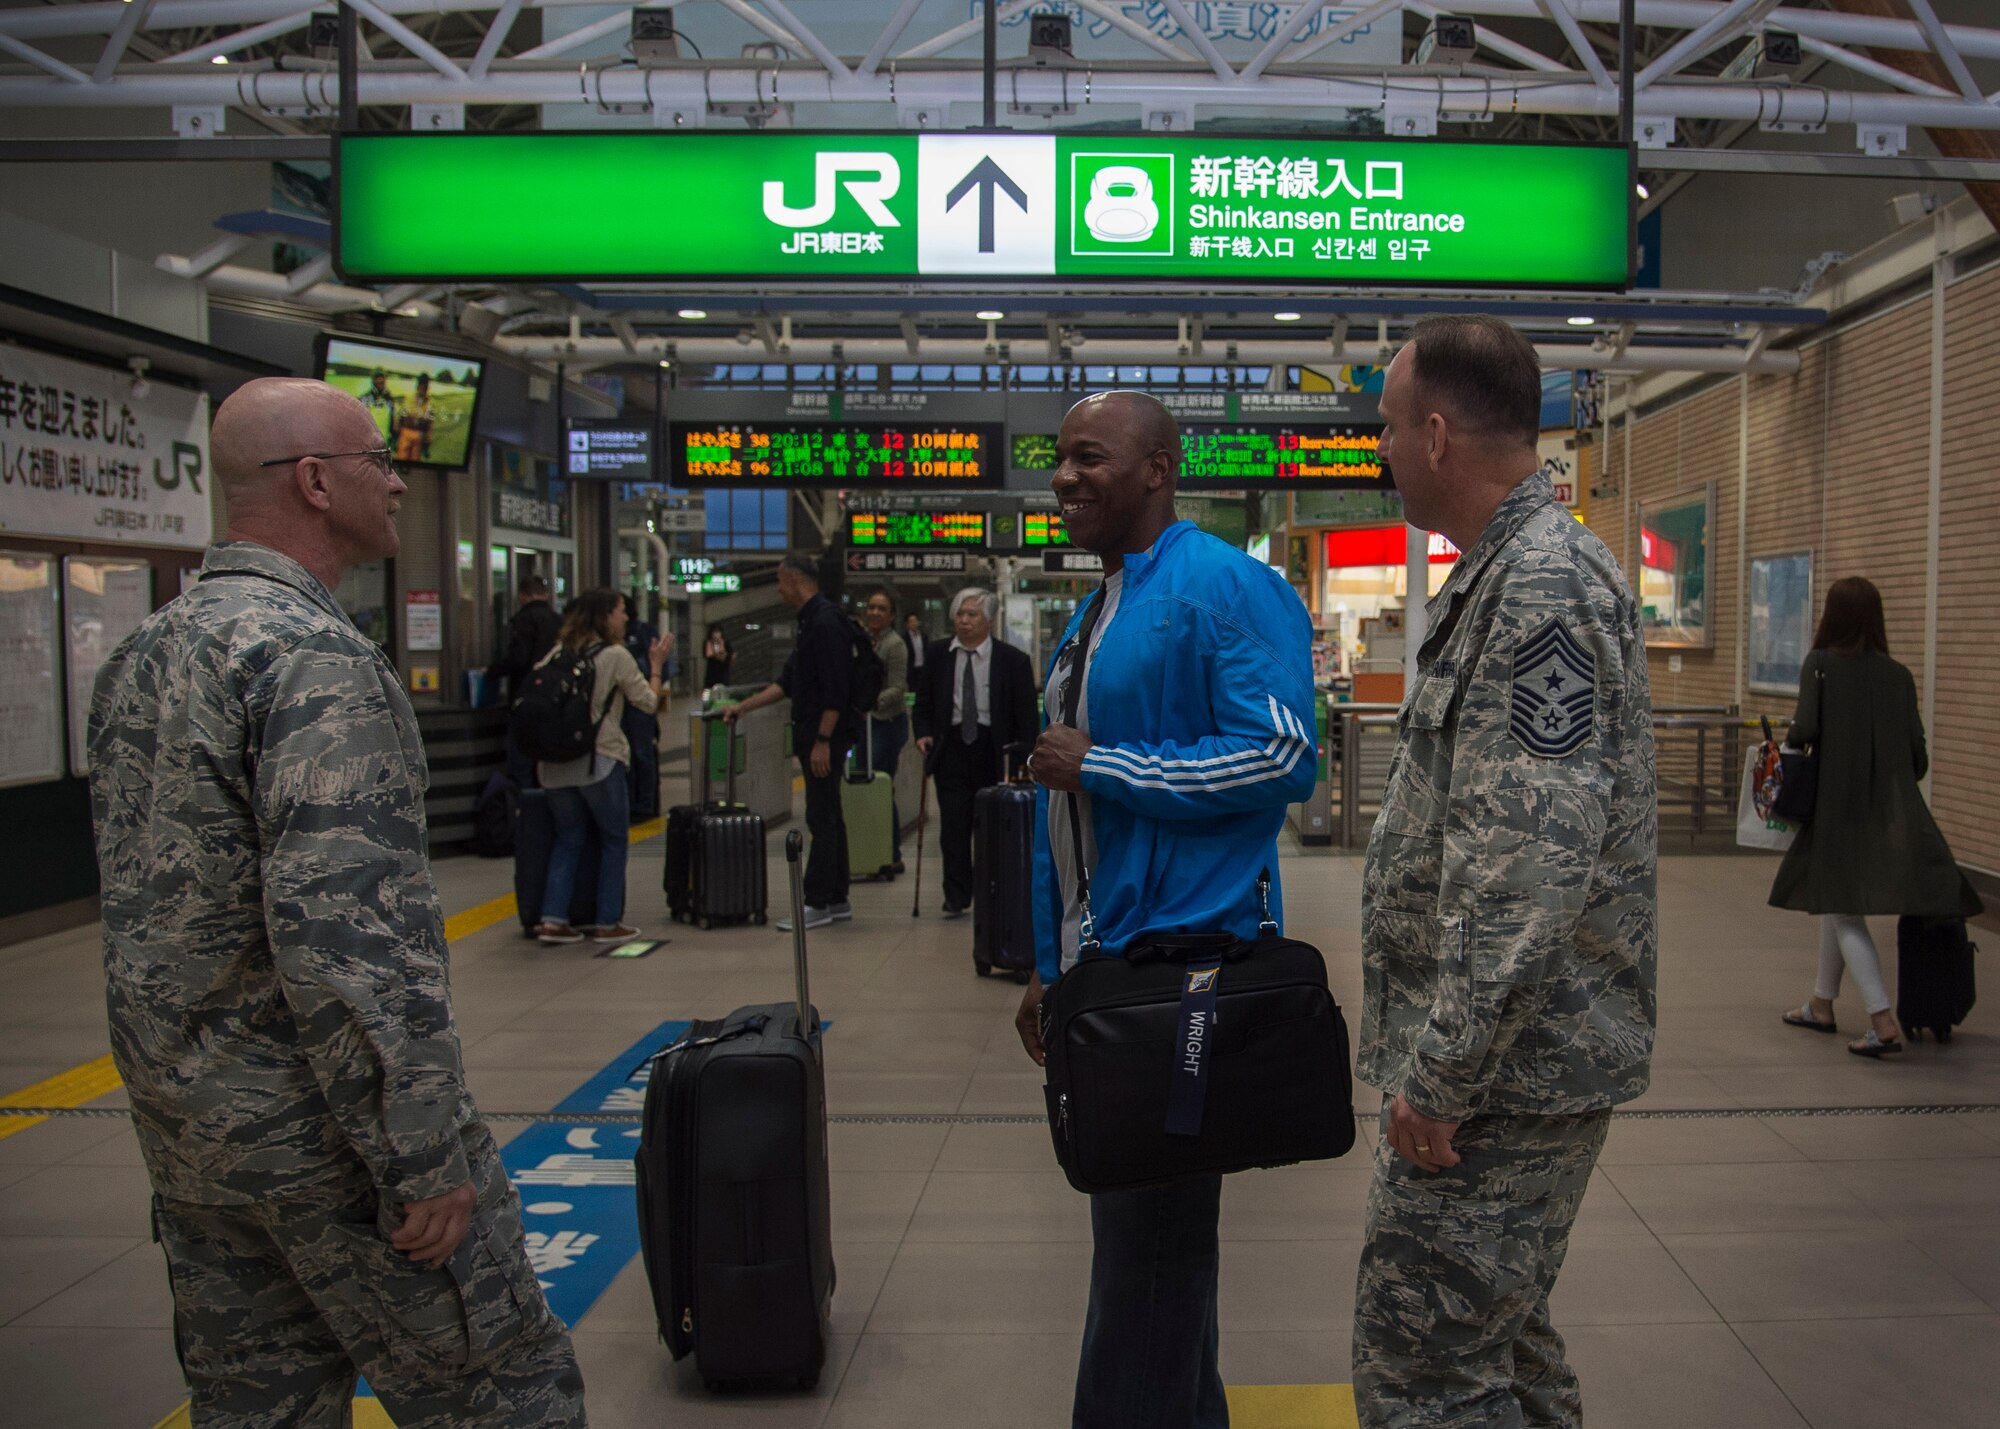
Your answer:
[636,830,834,1392]
[1897,915,1978,1043]
[514,786,599,935]
[972,744,1037,983]
[665,713,768,929]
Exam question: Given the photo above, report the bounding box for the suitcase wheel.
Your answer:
[975,960,992,978]
[1013,970,1031,986]
[1937,1026,1953,1044]
[1903,1022,1921,1042]
[752,912,767,926]
[698,915,713,930]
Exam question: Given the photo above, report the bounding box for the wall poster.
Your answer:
[64,556,155,774]
[1748,549,1815,697]
[1637,483,1715,649]
[0,554,64,787]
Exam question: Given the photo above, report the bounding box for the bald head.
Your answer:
[211,378,380,507]
[1069,390,1180,477]
[211,377,407,586]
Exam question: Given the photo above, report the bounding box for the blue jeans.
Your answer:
[871,713,909,859]
[1073,1174,1227,1429]
[543,768,629,927]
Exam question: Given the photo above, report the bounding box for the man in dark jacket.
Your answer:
[489,574,561,785]
[723,553,854,928]
[913,588,1039,917]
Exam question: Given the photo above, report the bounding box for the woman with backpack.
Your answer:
[1771,577,1981,1056]
[533,588,672,945]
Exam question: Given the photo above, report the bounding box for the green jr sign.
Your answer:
[336,132,1631,289]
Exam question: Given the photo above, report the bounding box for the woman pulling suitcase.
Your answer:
[1771,577,1982,1056]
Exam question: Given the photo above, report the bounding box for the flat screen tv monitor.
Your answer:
[316,334,486,471]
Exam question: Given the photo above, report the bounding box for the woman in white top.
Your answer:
[534,588,671,945]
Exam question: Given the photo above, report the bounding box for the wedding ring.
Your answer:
[1415,1143,1431,1153]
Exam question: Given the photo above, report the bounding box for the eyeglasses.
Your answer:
[259,448,398,476]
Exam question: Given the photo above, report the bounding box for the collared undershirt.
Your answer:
[1045,569,1124,972]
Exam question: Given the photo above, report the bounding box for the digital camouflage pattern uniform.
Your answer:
[1353,471,1657,1428]
[88,540,585,1429]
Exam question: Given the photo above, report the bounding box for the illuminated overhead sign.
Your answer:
[1043,550,1104,574]
[668,421,1001,488]
[1181,425,1385,490]
[847,511,988,546]
[845,550,969,574]
[337,133,1631,289]
[1022,512,1070,546]
[565,420,653,480]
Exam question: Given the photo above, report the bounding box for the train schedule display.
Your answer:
[847,511,988,546]
[1179,424,1385,490]
[670,421,1003,488]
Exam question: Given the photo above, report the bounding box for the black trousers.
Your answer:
[799,744,851,908]
[934,726,999,911]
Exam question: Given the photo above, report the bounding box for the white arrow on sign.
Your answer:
[916,135,1055,276]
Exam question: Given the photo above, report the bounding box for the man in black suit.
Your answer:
[914,587,1038,917]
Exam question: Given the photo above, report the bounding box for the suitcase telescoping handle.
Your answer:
[1002,740,1034,785]
[784,829,813,1035]
[695,709,740,804]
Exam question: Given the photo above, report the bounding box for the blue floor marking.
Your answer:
[499,1019,688,1330]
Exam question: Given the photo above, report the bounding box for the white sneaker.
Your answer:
[829,902,853,922]
[776,905,835,932]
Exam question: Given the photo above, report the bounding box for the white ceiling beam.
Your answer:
[896,0,1038,63]
[94,0,158,83]
[1155,0,1237,83]
[517,9,631,62]
[0,33,89,84]
[1537,0,1613,88]
[1799,35,1951,101]
[1241,2,1345,85]
[468,0,525,80]
[1278,0,1404,67]
[16,59,2000,132]
[755,0,850,80]
[1409,0,1572,73]
[1903,0,1986,107]
[348,0,467,81]
[1070,0,1198,63]
[1636,0,1781,89]
[161,10,315,66]
[714,0,803,57]
[857,0,926,77]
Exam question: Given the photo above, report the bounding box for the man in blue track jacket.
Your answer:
[1015,391,1318,1429]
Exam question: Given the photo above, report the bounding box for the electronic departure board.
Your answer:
[669,421,1003,487]
[1179,425,1385,490]
[847,511,988,546]
[1022,512,1071,546]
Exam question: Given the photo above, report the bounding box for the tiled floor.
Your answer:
[2,788,1995,1428]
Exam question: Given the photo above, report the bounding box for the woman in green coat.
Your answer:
[1772,577,1982,1057]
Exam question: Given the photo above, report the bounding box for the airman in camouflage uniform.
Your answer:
[1352,318,1657,1428]
[88,378,585,1428]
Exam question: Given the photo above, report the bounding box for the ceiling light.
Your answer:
[1635,181,1650,200]
[976,309,1005,321]
[1272,311,1303,322]
[1567,315,1596,326]
[677,308,707,320]
[658,359,672,368]
[210,55,229,65]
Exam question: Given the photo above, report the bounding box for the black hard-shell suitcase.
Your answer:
[972,745,1036,983]
[1897,915,1978,1042]
[636,830,834,1391]
[514,786,598,934]
[665,714,768,929]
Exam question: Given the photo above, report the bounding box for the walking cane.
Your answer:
[910,743,933,918]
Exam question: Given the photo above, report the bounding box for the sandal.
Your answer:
[1782,1004,1838,1034]
[1848,1029,1904,1058]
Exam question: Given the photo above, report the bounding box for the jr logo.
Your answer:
[762,152,903,228]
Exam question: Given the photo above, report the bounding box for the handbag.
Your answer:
[1736,742,1796,851]
[1769,664,1823,825]
[1038,586,1356,1194]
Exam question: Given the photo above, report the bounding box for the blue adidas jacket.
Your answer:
[1032,520,1319,983]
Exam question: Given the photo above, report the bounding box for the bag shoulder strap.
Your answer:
[1060,587,1110,952]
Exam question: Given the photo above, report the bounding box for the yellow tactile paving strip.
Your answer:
[0,1053,122,1144]
[1227,1383,1361,1427]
